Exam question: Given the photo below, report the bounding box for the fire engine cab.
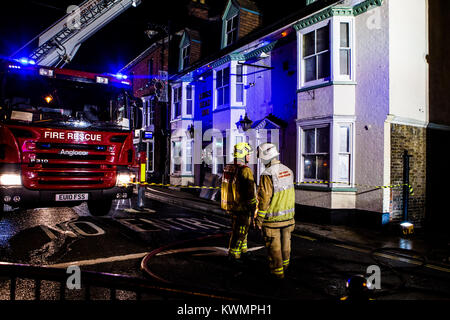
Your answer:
[0,58,143,216]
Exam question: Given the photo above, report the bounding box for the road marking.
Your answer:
[124,208,156,214]
[334,243,450,273]
[44,252,150,269]
[292,234,317,242]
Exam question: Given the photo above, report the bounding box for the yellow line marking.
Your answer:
[292,234,317,241]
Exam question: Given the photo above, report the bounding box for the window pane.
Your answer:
[317,51,330,79]
[226,19,232,32]
[236,84,243,102]
[317,155,329,181]
[187,100,192,115]
[304,129,315,154]
[178,87,182,100]
[223,67,230,85]
[303,31,315,57]
[305,56,317,82]
[217,70,222,87]
[340,49,350,75]
[316,25,329,52]
[340,126,350,153]
[218,88,223,106]
[232,15,238,29]
[236,65,243,83]
[317,127,329,153]
[338,154,350,181]
[186,85,192,99]
[340,23,349,48]
[303,156,316,179]
[224,85,230,105]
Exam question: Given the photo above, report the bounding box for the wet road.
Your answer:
[1,195,450,301]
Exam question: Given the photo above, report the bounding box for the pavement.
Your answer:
[138,185,450,300]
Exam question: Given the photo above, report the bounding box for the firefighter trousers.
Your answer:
[262,224,295,279]
[228,212,252,259]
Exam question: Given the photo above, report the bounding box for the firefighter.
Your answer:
[255,143,295,279]
[221,142,257,262]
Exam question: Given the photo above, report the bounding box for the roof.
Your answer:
[172,0,341,79]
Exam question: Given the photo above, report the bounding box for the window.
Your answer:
[186,85,193,115]
[302,126,329,181]
[181,44,190,70]
[185,140,193,173]
[173,86,182,119]
[338,125,351,182]
[340,23,350,76]
[172,140,182,173]
[303,24,330,83]
[216,67,230,107]
[236,64,244,103]
[213,138,224,174]
[225,15,239,47]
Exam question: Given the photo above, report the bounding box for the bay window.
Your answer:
[298,16,355,89]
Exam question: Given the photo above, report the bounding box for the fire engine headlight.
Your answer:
[0,173,22,186]
[116,172,133,186]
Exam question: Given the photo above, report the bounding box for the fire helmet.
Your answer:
[233,142,253,159]
[257,143,279,162]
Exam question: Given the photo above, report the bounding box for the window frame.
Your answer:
[214,65,231,110]
[296,117,355,188]
[297,16,355,90]
[172,85,182,120]
[300,124,330,182]
[225,14,239,48]
[181,43,191,70]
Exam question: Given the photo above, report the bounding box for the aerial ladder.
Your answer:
[11,0,141,67]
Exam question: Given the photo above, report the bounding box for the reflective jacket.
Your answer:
[221,162,257,214]
[257,160,295,227]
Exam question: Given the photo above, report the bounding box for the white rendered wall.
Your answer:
[388,0,428,125]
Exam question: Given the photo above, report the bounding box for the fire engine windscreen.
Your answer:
[0,72,138,131]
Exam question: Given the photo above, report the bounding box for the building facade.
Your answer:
[166,0,432,227]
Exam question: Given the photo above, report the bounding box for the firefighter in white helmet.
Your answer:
[221,142,257,261]
[255,143,296,279]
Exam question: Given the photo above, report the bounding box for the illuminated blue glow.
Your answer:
[17,57,36,65]
[114,73,128,80]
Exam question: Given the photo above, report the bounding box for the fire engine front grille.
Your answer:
[36,142,108,152]
[37,172,105,177]
[41,164,103,169]
[38,180,103,185]
[36,153,107,161]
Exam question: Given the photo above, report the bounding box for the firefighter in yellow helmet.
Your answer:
[221,142,257,262]
[255,143,295,279]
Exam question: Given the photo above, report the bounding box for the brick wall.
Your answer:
[238,10,262,39]
[390,124,426,225]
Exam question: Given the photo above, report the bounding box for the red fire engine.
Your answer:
[0,58,142,216]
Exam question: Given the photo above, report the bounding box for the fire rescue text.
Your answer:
[44,131,102,142]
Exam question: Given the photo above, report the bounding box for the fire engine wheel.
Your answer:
[87,200,112,216]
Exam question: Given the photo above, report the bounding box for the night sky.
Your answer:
[0,0,304,74]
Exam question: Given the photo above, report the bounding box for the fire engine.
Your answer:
[0,58,142,215]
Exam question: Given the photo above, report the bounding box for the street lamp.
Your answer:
[186,124,195,139]
[145,22,172,185]
[239,113,253,132]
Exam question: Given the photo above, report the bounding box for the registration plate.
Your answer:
[55,193,89,201]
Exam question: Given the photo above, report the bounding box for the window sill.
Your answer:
[297,81,357,93]
[295,184,357,192]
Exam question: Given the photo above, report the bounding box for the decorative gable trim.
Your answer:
[293,0,384,31]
